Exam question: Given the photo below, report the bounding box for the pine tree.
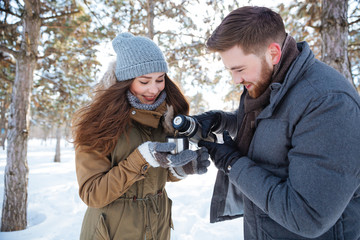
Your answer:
[0,0,42,231]
[347,0,360,91]
[0,0,100,231]
[321,0,353,84]
[32,7,101,162]
[278,0,359,89]
[0,52,14,149]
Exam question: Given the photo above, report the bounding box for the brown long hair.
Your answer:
[206,6,286,55]
[72,74,189,155]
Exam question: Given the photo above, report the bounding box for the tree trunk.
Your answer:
[146,0,155,39]
[54,125,61,163]
[1,0,41,231]
[0,96,8,150]
[321,0,354,85]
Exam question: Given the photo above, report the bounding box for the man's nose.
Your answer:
[233,76,243,85]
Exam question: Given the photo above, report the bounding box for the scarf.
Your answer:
[235,35,300,155]
[126,90,167,111]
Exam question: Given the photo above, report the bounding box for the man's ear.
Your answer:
[268,43,282,65]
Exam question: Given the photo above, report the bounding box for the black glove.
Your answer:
[198,131,242,173]
[193,110,222,139]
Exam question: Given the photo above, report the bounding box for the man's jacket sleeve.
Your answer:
[228,93,360,238]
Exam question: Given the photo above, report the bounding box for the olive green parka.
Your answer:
[75,102,181,240]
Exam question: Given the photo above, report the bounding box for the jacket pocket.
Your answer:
[93,214,110,240]
[259,215,307,240]
[259,214,338,240]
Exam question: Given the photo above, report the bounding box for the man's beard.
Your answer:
[248,57,273,98]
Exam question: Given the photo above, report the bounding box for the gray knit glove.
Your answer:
[170,147,210,179]
[138,141,197,168]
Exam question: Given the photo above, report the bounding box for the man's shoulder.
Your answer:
[282,59,360,114]
[297,60,357,99]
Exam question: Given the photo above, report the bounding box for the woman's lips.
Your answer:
[144,96,156,101]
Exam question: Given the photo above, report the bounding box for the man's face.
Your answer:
[219,45,274,98]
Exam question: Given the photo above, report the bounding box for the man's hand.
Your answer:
[198,131,242,173]
[193,110,222,138]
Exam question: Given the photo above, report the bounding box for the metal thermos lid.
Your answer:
[173,115,189,132]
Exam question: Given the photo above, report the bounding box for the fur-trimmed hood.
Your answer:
[129,102,175,137]
[162,104,175,135]
[95,61,117,91]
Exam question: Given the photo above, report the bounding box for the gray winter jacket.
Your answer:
[211,42,360,240]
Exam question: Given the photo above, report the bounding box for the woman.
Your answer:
[72,32,209,240]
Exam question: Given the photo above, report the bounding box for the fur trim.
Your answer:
[168,166,187,179]
[138,142,160,167]
[162,104,175,135]
[95,61,117,91]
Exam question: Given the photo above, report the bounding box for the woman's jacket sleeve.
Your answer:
[75,147,150,208]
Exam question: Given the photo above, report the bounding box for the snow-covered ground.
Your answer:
[0,139,243,240]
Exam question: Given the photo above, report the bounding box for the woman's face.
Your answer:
[130,72,166,105]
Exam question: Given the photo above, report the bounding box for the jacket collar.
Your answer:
[255,41,315,124]
[130,101,167,128]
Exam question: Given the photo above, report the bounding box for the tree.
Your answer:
[0,0,41,231]
[321,0,353,84]
[0,0,98,231]
[278,0,359,89]
[278,1,322,57]
[347,0,360,91]
[0,52,14,149]
[32,9,101,162]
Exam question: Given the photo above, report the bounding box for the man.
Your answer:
[195,6,360,240]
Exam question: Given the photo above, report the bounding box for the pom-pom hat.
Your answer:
[112,32,168,81]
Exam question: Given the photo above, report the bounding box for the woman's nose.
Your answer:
[148,84,159,94]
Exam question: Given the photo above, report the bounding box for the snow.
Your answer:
[0,139,243,239]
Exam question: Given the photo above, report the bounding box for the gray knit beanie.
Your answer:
[112,32,168,81]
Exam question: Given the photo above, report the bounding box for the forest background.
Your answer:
[0,0,359,233]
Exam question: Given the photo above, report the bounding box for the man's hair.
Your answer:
[206,6,286,55]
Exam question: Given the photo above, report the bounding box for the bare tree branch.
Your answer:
[157,31,207,40]
[0,76,14,84]
[34,72,57,84]
[0,7,22,18]
[82,0,104,26]
[40,24,74,28]
[349,18,360,25]
[0,20,22,30]
[0,45,19,58]
[34,73,69,97]
[41,10,80,21]
[37,50,54,59]
[167,52,211,65]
